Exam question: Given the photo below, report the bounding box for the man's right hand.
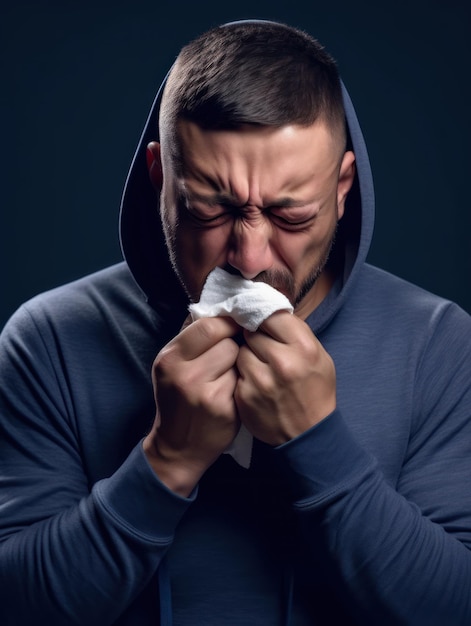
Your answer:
[143,316,240,497]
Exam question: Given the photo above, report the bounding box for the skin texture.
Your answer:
[143,121,355,496]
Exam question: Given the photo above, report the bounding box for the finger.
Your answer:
[194,337,240,381]
[244,312,319,366]
[239,331,272,363]
[237,342,269,374]
[255,311,299,344]
[242,311,298,361]
[174,316,240,360]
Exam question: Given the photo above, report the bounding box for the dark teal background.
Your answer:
[1,0,470,329]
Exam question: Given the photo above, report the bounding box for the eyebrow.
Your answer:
[185,190,310,209]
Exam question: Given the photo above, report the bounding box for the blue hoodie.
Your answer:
[1,20,471,626]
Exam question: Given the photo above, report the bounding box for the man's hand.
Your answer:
[235,311,336,446]
[143,317,240,496]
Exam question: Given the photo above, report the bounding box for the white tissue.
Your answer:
[189,267,293,331]
[188,267,294,468]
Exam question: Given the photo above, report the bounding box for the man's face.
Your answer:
[157,120,355,319]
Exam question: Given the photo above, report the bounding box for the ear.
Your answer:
[146,141,163,191]
[336,150,356,220]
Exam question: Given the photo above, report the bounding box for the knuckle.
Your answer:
[302,335,321,359]
[195,317,222,343]
[250,368,275,395]
[234,377,255,406]
[267,348,299,382]
[274,357,299,383]
[199,384,233,417]
[153,350,194,391]
[154,346,178,375]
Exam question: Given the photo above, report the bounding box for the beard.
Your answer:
[248,223,338,308]
[250,265,322,309]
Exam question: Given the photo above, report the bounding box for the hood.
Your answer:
[119,20,375,332]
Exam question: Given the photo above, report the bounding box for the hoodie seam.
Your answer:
[92,485,175,546]
[291,457,376,511]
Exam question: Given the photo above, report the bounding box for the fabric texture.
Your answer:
[189,267,294,332]
[1,19,471,626]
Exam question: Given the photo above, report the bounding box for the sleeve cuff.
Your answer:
[92,440,196,542]
[272,409,376,507]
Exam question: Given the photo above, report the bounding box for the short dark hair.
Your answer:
[160,20,346,145]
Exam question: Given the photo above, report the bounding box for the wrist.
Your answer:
[142,435,204,498]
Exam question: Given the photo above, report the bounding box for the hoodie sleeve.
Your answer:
[0,304,193,626]
[273,302,471,624]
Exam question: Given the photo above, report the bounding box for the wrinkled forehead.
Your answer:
[165,116,342,172]
[169,119,345,208]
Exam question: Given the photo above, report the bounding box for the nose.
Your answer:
[226,219,274,279]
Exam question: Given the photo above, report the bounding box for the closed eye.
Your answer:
[185,202,235,227]
[269,208,318,230]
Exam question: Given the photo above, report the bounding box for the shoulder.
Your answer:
[356,263,470,330]
[1,263,149,347]
[328,263,471,372]
[1,262,189,364]
[25,262,144,316]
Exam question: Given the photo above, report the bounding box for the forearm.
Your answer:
[0,443,194,625]
[274,411,471,624]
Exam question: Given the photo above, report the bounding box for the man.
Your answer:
[0,19,470,626]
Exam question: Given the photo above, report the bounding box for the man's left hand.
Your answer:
[235,311,336,446]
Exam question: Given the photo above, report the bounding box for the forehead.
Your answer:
[173,120,341,201]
